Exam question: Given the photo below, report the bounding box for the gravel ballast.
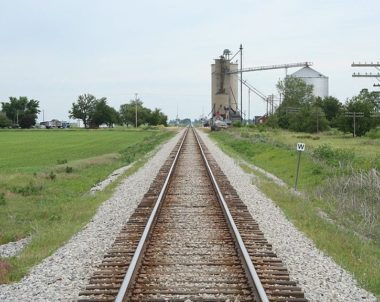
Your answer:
[0,130,183,302]
[0,237,31,258]
[197,130,376,302]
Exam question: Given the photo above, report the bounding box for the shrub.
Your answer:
[0,113,11,128]
[0,193,6,205]
[48,171,56,180]
[325,128,344,136]
[232,121,242,128]
[296,135,312,139]
[296,134,320,140]
[256,124,267,132]
[49,214,62,221]
[251,133,268,144]
[313,144,355,167]
[311,166,323,175]
[11,182,43,196]
[65,166,73,173]
[0,260,12,283]
[240,132,250,138]
[366,127,380,139]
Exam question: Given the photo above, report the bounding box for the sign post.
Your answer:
[294,143,305,191]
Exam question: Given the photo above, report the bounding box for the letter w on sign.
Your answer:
[297,143,305,152]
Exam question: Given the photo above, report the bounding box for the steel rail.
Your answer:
[192,127,269,302]
[114,127,189,302]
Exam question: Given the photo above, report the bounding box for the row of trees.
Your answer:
[0,97,40,128]
[267,77,380,136]
[0,94,168,129]
[69,94,168,128]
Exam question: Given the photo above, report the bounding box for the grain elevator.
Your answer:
[211,50,240,121]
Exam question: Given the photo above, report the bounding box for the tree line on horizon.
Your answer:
[266,77,380,136]
[0,94,168,128]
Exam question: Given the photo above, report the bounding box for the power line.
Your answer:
[352,62,380,87]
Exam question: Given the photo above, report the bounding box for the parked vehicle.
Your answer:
[40,120,69,129]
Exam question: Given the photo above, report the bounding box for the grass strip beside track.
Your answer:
[209,129,380,298]
[0,128,175,282]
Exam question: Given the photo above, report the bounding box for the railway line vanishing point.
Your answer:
[79,127,307,302]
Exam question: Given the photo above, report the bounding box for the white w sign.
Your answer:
[297,143,305,152]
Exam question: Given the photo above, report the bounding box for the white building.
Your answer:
[290,66,329,98]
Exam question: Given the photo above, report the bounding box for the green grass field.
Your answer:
[0,128,175,282]
[209,127,380,298]
[262,128,380,168]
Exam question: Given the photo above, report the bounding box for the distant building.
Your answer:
[254,115,268,124]
[290,66,329,98]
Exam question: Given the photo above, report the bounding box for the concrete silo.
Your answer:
[290,66,329,98]
[211,51,240,121]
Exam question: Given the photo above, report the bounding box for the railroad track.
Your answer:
[79,127,307,302]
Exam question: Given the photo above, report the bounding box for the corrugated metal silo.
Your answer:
[290,66,329,98]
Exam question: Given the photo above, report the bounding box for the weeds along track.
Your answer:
[79,127,307,302]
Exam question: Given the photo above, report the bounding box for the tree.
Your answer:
[0,112,11,128]
[277,76,314,107]
[69,94,97,128]
[91,98,120,128]
[274,77,315,129]
[314,96,342,126]
[119,99,150,127]
[120,101,139,127]
[1,96,40,128]
[106,107,121,127]
[147,108,168,126]
[119,99,169,127]
[288,106,329,133]
[19,114,37,129]
[337,89,380,136]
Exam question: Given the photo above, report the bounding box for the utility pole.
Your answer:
[240,44,243,123]
[316,110,319,133]
[135,93,138,128]
[271,94,274,115]
[345,111,364,137]
[248,89,251,124]
[176,104,179,126]
[315,110,325,133]
[352,62,380,87]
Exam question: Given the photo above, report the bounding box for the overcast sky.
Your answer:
[0,0,379,122]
